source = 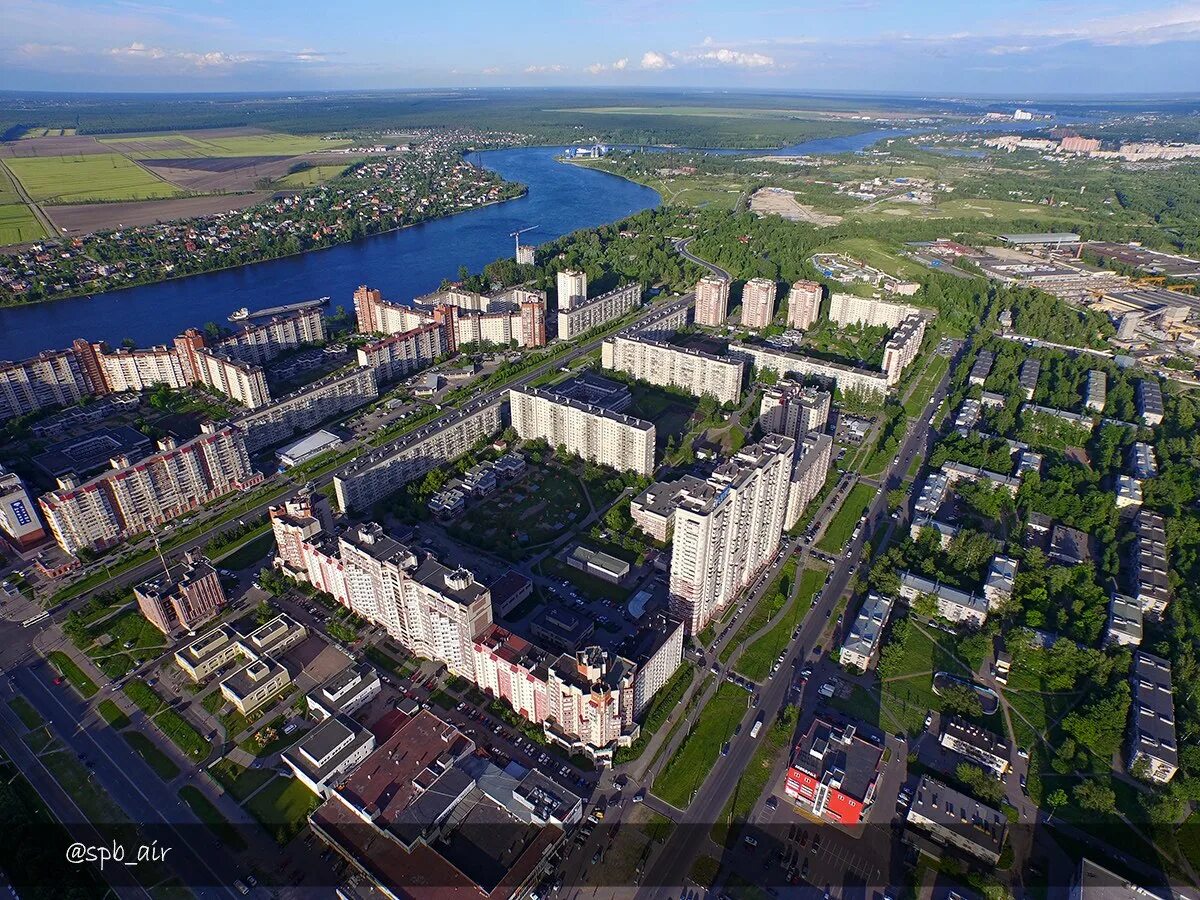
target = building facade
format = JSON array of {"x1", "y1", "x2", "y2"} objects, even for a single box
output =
[
  {"x1": 0, "y1": 466, "x2": 46, "y2": 550},
  {"x1": 740, "y1": 278, "x2": 777, "y2": 329},
  {"x1": 508, "y1": 386, "x2": 655, "y2": 476},
  {"x1": 759, "y1": 381, "x2": 831, "y2": 439},
  {"x1": 134, "y1": 552, "x2": 226, "y2": 636},
  {"x1": 694, "y1": 275, "x2": 730, "y2": 327},
  {"x1": 556, "y1": 269, "x2": 587, "y2": 310},
  {"x1": 236, "y1": 366, "x2": 378, "y2": 453},
  {"x1": 556, "y1": 283, "x2": 641, "y2": 341},
  {"x1": 601, "y1": 334, "x2": 744, "y2": 405},
  {"x1": 828, "y1": 294, "x2": 918, "y2": 329}
]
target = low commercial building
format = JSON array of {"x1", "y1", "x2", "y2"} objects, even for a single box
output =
[
  {"x1": 508, "y1": 386, "x2": 655, "y2": 476},
  {"x1": 174, "y1": 613, "x2": 307, "y2": 696},
  {"x1": 784, "y1": 718, "x2": 884, "y2": 825},
  {"x1": 905, "y1": 775, "x2": 1007, "y2": 864},
  {"x1": 134, "y1": 552, "x2": 226, "y2": 636},
  {"x1": 939, "y1": 717, "x2": 1010, "y2": 776},
  {"x1": 1137, "y1": 379, "x2": 1164, "y2": 426},
  {"x1": 32, "y1": 425, "x2": 153, "y2": 480},
  {"x1": 899, "y1": 572, "x2": 988, "y2": 627},
  {"x1": 531, "y1": 606, "x2": 596, "y2": 652},
  {"x1": 282, "y1": 714, "x2": 376, "y2": 799},
  {"x1": 601, "y1": 334, "x2": 744, "y2": 405},
  {"x1": 489, "y1": 570, "x2": 533, "y2": 617},
  {"x1": 334, "y1": 397, "x2": 504, "y2": 512},
  {"x1": 277, "y1": 429, "x2": 343, "y2": 468},
  {"x1": 840, "y1": 592, "x2": 893, "y2": 671},
  {"x1": 566, "y1": 545, "x2": 630, "y2": 584},
  {"x1": 557, "y1": 282, "x2": 641, "y2": 340},
  {"x1": 221, "y1": 656, "x2": 292, "y2": 716},
  {"x1": 307, "y1": 665, "x2": 382, "y2": 720},
  {"x1": 1128, "y1": 651, "x2": 1178, "y2": 784},
  {"x1": 0, "y1": 466, "x2": 47, "y2": 550}
]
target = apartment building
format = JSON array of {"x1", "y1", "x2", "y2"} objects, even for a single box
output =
[
  {"x1": 508, "y1": 386, "x2": 655, "y2": 476},
  {"x1": 740, "y1": 278, "x2": 777, "y2": 329},
  {"x1": 556, "y1": 269, "x2": 587, "y2": 310},
  {"x1": 0, "y1": 348, "x2": 94, "y2": 420},
  {"x1": 601, "y1": 334, "x2": 745, "y2": 405},
  {"x1": 1106, "y1": 594, "x2": 1144, "y2": 648},
  {"x1": 95, "y1": 344, "x2": 188, "y2": 392},
  {"x1": 193, "y1": 348, "x2": 271, "y2": 409},
  {"x1": 899, "y1": 571, "x2": 989, "y2": 627},
  {"x1": 1134, "y1": 508, "x2": 1171, "y2": 618},
  {"x1": 785, "y1": 432, "x2": 833, "y2": 530},
  {"x1": 1137, "y1": 378, "x2": 1164, "y2": 426},
  {"x1": 1128, "y1": 651, "x2": 1178, "y2": 784},
  {"x1": 356, "y1": 321, "x2": 448, "y2": 385},
  {"x1": 984, "y1": 555, "x2": 1018, "y2": 609},
  {"x1": 0, "y1": 466, "x2": 47, "y2": 550},
  {"x1": 134, "y1": 552, "x2": 226, "y2": 636},
  {"x1": 939, "y1": 717, "x2": 1010, "y2": 777},
  {"x1": 235, "y1": 366, "x2": 378, "y2": 453},
  {"x1": 1086, "y1": 370, "x2": 1107, "y2": 412},
  {"x1": 694, "y1": 275, "x2": 730, "y2": 327},
  {"x1": 220, "y1": 307, "x2": 325, "y2": 366},
  {"x1": 786, "y1": 280, "x2": 823, "y2": 330},
  {"x1": 840, "y1": 592, "x2": 893, "y2": 671},
  {"x1": 759, "y1": 381, "x2": 831, "y2": 439},
  {"x1": 1019, "y1": 358, "x2": 1040, "y2": 400},
  {"x1": 828, "y1": 294, "x2": 918, "y2": 329},
  {"x1": 39, "y1": 423, "x2": 261, "y2": 556},
  {"x1": 557, "y1": 283, "x2": 641, "y2": 341},
  {"x1": 632, "y1": 435, "x2": 794, "y2": 633},
  {"x1": 628, "y1": 612, "x2": 686, "y2": 718},
  {"x1": 334, "y1": 397, "x2": 503, "y2": 512},
  {"x1": 906, "y1": 775, "x2": 1008, "y2": 864},
  {"x1": 731, "y1": 342, "x2": 890, "y2": 398},
  {"x1": 969, "y1": 350, "x2": 995, "y2": 386},
  {"x1": 785, "y1": 717, "x2": 883, "y2": 825},
  {"x1": 882, "y1": 314, "x2": 926, "y2": 386}
]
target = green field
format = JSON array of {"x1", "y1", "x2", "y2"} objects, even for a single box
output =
[
  {"x1": 734, "y1": 567, "x2": 824, "y2": 682},
  {"x1": 816, "y1": 482, "x2": 876, "y2": 552},
  {"x1": 123, "y1": 731, "x2": 181, "y2": 780},
  {"x1": 0, "y1": 202, "x2": 44, "y2": 244},
  {"x1": 98, "y1": 699, "x2": 131, "y2": 729},
  {"x1": 277, "y1": 164, "x2": 351, "y2": 187},
  {"x1": 210, "y1": 758, "x2": 275, "y2": 802},
  {"x1": 8, "y1": 696, "x2": 42, "y2": 730},
  {"x1": 179, "y1": 785, "x2": 248, "y2": 852},
  {"x1": 720, "y1": 557, "x2": 799, "y2": 664},
  {"x1": 217, "y1": 529, "x2": 275, "y2": 570},
  {"x1": 652, "y1": 682, "x2": 747, "y2": 808},
  {"x1": 244, "y1": 776, "x2": 319, "y2": 845},
  {"x1": 6, "y1": 153, "x2": 183, "y2": 203},
  {"x1": 450, "y1": 460, "x2": 588, "y2": 556},
  {"x1": 100, "y1": 132, "x2": 350, "y2": 159},
  {"x1": 813, "y1": 237, "x2": 928, "y2": 281}
]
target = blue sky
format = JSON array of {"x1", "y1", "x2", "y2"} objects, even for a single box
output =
[{"x1": 3, "y1": 0, "x2": 1199, "y2": 95}]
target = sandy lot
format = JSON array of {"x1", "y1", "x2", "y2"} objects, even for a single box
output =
[
  {"x1": 45, "y1": 192, "x2": 273, "y2": 236},
  {"x1": 750, "y1": 187, "x2": 842, "y2": 226}
]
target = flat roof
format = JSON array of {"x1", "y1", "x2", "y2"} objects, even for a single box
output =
[{"x1": 278, "y1": 429, "x2": 342, "y2": 460}]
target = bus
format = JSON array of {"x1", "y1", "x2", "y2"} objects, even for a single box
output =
[{"x1": 750, "y1": 713, "x2": 765, "y2": 738}]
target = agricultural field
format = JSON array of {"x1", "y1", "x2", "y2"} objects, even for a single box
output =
[
  {"x1": 45, "y1": 192, "x2": 271, "y2": 237},
  {"x1": 0, "y1": 202, "x2": 44, "y2": 244},
  {"x1": 6, "y1": 152, "x2": 183, "y2": 203},
  {"x1": 277, "y1": 164, "x2": 352, "y2": 187},
  {"x1": 100, "y1": 130, "x2": 349, "y2": 159}
]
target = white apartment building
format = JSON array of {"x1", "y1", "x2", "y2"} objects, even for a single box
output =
[
  {"x1": 334, "y1": 397, "x2": 504, "y2": 512},
  {"x1": 556, "y1": 269, "x2": 587, "y2": 311},
  {"x1": 828, "y1": 294, "x2": 919, "y2": 329},
  {"x1": 740, "y1": 278, "x2": 777, "y2": 329},
  {"x1": 785, "y1": 432, "x2": 833, "y2": 530},
  {"x1": 221, "y1": 307, "x2": 326, "y2": 366},
  {"x1": 96, "y1": 345, "x2": 188, "y2": 393},
  {"x1": 508, "y1": 386, "x2": 655, "y2": 476},
  {"x1": 882, "y1": 314, "x2": 926, "y2": 386},
  {"x1": 730, "y1": 342, "x2": 891, "y2": 399},
  {"x1": 557, "y1": 283, "x2": 642, "y2": 340},
  {"x1": 235, "y1": 366, "x2": 378, "y2": 453},
  {"x1": 0, "y1": 348, "x2": 93, "y2": 420},
  {"x1": 601, "y1": 334, "x2": 745, "y2": 405},
  {"x1": 40, "y1": 423, "x2": 260, "y2": 556},
  {"x1": 786, "y1": 280, "x2": 823, "y2": 330},
  {"x1": 194, "y1": 349, "x2": 271, "y2": 409},
  {"x1": 356, "y1": 322, "x2": 448, "y2": 385},
  {"x1": 695, "y1": 275, "x2": 730, "y2": 327},
  {"x1": 632, "y1": 435, "x2": 794, "y2": 633},
  {"x1": 759, "y1": 381, "x2": 831, "y2": 439},
  {"x1": 840, "y1": 592, "x2": 893, "y2": 671}
]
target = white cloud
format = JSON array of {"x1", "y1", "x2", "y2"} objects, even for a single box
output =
[
  {"x1": 14, "y1": 42, "x2": 78, "y2": 58},
  {"x1": 586, "y1": 57, "x2": 628, "y2": 74},
  {"x1": 524, "y1": 64, "x2": 566, "y2": 73},
  {"x1": 695, "y1": 47, "x2": 775, "y2": 67},
  {"x1": 640, "y1": 50, "x2": 672, "y2": 70},
  {"x1": 108, "y1": 41, "x2": 166, "y2": 60},
  {"x1": 177, "y1": 50, "x2": 245, "y2": 68},
  {"x1": 481, "y1": 66, "x2": 502, "y2": 75}
]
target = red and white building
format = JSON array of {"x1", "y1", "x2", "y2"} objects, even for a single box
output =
[{"x1": 784, "y1": 717, "x2": 884, "y2": 825}]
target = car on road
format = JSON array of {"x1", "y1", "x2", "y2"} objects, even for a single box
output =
[
  {"x1": 811, "y1": 835, "x2": 821, "y2": 853},
  {"x1": 924, "y1": 712, "x2": 933, "y2": 729},
  {"x1": 765, "y1": 796, "x2": 778, "y2": 810},
  {"x1": 721, "y1": 742, "x2": 730, "y2": 756}
]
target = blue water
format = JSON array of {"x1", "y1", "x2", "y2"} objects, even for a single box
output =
[{"x1": 0, "y1": 119, "x2": 1079, "y2": 359}]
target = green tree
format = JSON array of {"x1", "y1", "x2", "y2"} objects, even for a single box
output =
[{"x1": 1073, "y1": 780, "x2": 1117, "y2": 815}]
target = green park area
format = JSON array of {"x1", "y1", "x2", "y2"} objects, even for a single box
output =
[
  {"x1": 734, "y1": 566, "x2": 825, "y2": 682},
  {"x1": 652, "y1": 682, "x2": 748, "y2": 809},
  {"x1": 712, "y1": 705, "x2": 798, "y2": 848},
  {"x1": 6, "y1": 153, "x2": 183, "y2": 203},
  {"x1": 816, "y1": 482, "x2": 876, "y2": 553},
  {"x1": 123, "y1": 679, "x2": 210, "y2": 761}
]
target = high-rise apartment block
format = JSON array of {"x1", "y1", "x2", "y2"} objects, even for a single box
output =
[
  {"x1": 0, "y1": 348, "x2": 94, "y2": 420},
  {"x1": 39, "y1": 423, "x2": 260, "y2": 556},
  {"x1": 95, "y1": 344, "x2": 188, "y2": 392},
  {"x1": 786, "y1": 280, "x2": 823, "y2": 330},
  {"x1": 556, "y1": 269, "x2": 587, "y2": 310},
  {"x1": 134, "y1": 551, "x2": 227, "y2": 636},
  {"x1": 759, "y1": 381, "x2": 831, "y2": 439},
  {"x1": 353, "y1": 283, "x2": 546, "y2": 350},
  {"x1": 601, "y1": 334, "x2": 745, "y2": 405},
  {"x1": 731, "y1": 343, "x2": 891, "y2": 399},
  {"x1": 334, "y1": 398, "x2": 504, "y2": 512},
  {"x1": 508, "y1": 386, "x2": 655, "y2": 476},
  {"x1": 882, "y1": 314, "x2": 926, "y2": 386},
  {"x1": 235, "y1": 366, "x2": 379, "y2": 453},
  {"x1": 694, "y1": 275, "x2": 730, "y2": 327},
  {"x1": 785, "y1": 432, "x2": 833, "y2": 530},
  {"x1": 556, "y1": 283, "x2": 641, "y2": 341},
  {"x1": 828, "y1": 294, "x2": 918, "y2": 329},
  {"x1": 355, "y1": 322, "x2": 448, "y2": 385},
  {"x1": 219, "y1": 308, "x2": 325, "y2": 366},
  {"x1": 740, "y1": 278, "x2": 777, "y2": 329},
  {"x1": 632, "y1": 435, "x2": 794, "y2": 633}
]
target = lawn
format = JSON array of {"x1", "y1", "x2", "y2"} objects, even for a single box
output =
[
  {"x1": 0, "y1": 202, "x2": 45, "y2": 244},
  {"x1": 1001, "y1": 667, "x2": 1087, "y2": 747},
  {"x1": 812, "y1": 236, "x2": 927, "y2": 281},
  {"x1": 123, "y1": 731, "x2": 181, "y2": 780},
  {"x1": 98, "y1": 699, "x2": 131, "y2": 729},
  {"x1": 652, "y1": 682, "x2": 747, "y2": 809},
  {"x1": 597, "y1": 805, "x2": 674, "y2": 884},
  {"x1": 209, "y1": 758, "x2": 275, "y2": 802},
  {"x1": 720, "y1": 556, "x2": 799, "y2": 664},
  {"x1": 877, "y1": 619, "x2": 983, "y2": 734},
  {"x1": 244, "y1": 776, "x2": 319, "y2": 845},
  {"x1": 7, "y1": 153, "x2": 183, "y2": 203},
  {"x1": 85, "y1": 609, "x2": 165, "y2": 679},
  {"x1": 179, "y1": 785, "x2": 248, "y2": 852},
  {"x1": 449, "y1": 461, "x2": 588, "y2": 556},
  {"x1": 40, "y1": 749, "x2": 127, "y2": 823},
  {"x1": 217, "y1": 529, "x2": 275, "y2": 571},
  {"x1": 123, "y1": 679, "x2": 210, "y2": 760},
  {"x1": 615, "y1": 663, "x2": 696, "y2": 764},
  {"x1": 277, "y1": 164, "x2": 351, "y2": 187},
  {"x1": 903, "y1": 356, "x2": 949, "y2": 419},
  {"x1": 7, "y1": 696, "x2": 42, "y2": 730},
  {"x1": 816, "y1": 482, "x2": 876, "y2": 553},
  {"x1": 46, "y1": 651, "x2": 98, "y2": 698},
  {"x1": 734, "y1": 567, "x2": 824, "y2": 682}
]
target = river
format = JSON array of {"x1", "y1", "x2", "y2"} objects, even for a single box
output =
[{"x1": 0, "y1": 121, "x2": 1067, "y2": 359}]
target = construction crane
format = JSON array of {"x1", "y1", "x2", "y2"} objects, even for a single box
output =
[{"x1": 510, "y1": 225, "x2": 538, "y2": 257}]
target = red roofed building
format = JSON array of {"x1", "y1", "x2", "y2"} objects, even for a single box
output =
[{"x1": 784, "y1": 717, "x2": 884, "y2": 825}]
